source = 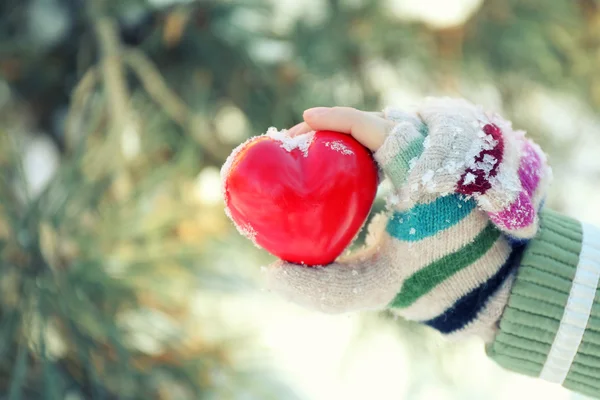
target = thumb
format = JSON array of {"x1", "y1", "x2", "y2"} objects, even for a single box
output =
[
  {"x1": 303, "y1": 107, "x2": 394, "y2": 152},
  {"x1": 263, "y1": 214, "x2": 400, "y2": 313}
]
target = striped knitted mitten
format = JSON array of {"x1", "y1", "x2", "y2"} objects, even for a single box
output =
[{"x1": 265, "y1": 98, "x2": 552, "y2": 342}]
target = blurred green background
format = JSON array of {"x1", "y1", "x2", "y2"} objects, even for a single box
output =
[{"x1": 0, "y1": 0, "x2": 599, "y2": 399}]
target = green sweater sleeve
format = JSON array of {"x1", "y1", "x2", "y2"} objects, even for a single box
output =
[{"x1": 487, "y1": 209, "x2": 600, "y2": 399}]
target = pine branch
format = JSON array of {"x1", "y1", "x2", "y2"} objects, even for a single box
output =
[
  {"x1": 123, "y1": 48, "x2": 231, "y2": 161},
  {"x1": 94, "y1": 17, "x2": 131, "y2": 147},
  {"x1": 64, "y1": 67, "x2": 99, "y2": 153}
]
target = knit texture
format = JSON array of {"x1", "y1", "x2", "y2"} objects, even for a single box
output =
[
  {"x1": 376, "y1": 98, "x2": 552, "y2": 240},
  {"x1": 487, "y1": 210, "x2": 600, "y2": 399},
  {"x1": 264, "y1": 98, "x2": 550, "y2": 342},
  {"x1": 267, "y1": 197, "x2": 522, "y2": 342}
]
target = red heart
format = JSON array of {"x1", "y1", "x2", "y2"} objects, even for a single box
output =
[{"x1": 222, "y1": 129, "x2": 379, "y2": 266}]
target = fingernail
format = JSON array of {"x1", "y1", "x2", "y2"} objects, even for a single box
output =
[{"x1": 304, "y1": 107, "x2": 330, "y2": 118}]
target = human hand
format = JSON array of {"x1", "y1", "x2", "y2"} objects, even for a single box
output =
[{"x1": 262, "y1": 98, "x2": 552, "y2": 343}]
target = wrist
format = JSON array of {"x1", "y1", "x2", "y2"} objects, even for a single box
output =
[{"x1": 487, "y1": 210, "x2": 600, "y2": 397}]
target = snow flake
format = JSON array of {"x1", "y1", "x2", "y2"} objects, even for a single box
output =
[
  {"x1": 237, "y1": 222, "x2": 258, "y2": 246},
  {"x1": 324, "y1": 140, "x2": 354, "y2": 155},
  {"x1": 409, "y1": 157, "x2": 419, "y2": 171},
  {"x1": 423, "y1": 136, "x2": 431, "y2": 149},
  {"x1": 463, "y1": 172, "x2": 477, "y2": 186},
  {"x1": 409, "y1": 228, "x2": 416, "y2": 235},
  {"x1": 483, "y1": 134, "x2": 498, "y2": 149},
  {"x1": 478, "y1": 195, "x2": 494, "y2": 210},
  {"x1": 221, "y1": 134, "x2": 258, "y2": 206},
  {"x1": 421, "y1": 170, "x2": 435, "y2": 184},
  {"x1": 443, "y1": 160, "x2": 463, "y2": 174},
  {"x1": 352, "y1": 270, "x2": 358, "y2": 276},
  {"x1": 266, "y1": 127, "x2": 315, "y2": 157},
  {"x1": 483, "y1": 154, "x2": 497, "y2": 166}
]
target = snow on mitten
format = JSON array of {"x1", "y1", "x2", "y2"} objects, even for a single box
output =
[
  {"x1": 393, "y1": 97, "x2": 553, "y2": 240},
  {"x1": 265, "y1": 98, "x2": 552, "y2": 343}
]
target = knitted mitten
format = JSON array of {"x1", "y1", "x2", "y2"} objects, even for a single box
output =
[{"x1": 265, "y1": 97, "x2": 552, "y2": 342}]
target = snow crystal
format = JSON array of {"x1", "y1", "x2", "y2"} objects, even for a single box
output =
[
  {"x1": 464, "y1": 132, "x2": 498, "y2": 173},
  {"x1": 409, "y1": 157, "x2": 419, "y2": 171},
  {"x1": 409, "y1": 228, "x2": 416, "y2": 235},
  {"x1": 387, "y1": 193, "x2": 401, "y2": 207},
  {"x1": 423, "y1": 136, "x2": 431, "y2": 149},
  {"x1": 463, "y1": 172, "x2": 477, "y2": 186},
  {"x1": 477, "y1": 195, "x2": 493, "y2": 210},
  {"x1": 352, "y1": 270, "x2": 358, "y2": 276},
  {"x1": 266, "y1": 127, "x2": 315, "y2": 157},
  {"x1": 475, "y1": 161, "x2": 494, "y2": 176},
  {"x1": 353, "y1": 288, "x2": 359, "y2": 294},
  {"x1": 420, "y1": 170, "x2": 437, "y2": 192},
  {"x1": 443, "y1": 160, "x2": 463, "y2": 174},
  {"x1": 421, "y1": 170, "x2": 435, "y2": 184},
  {"x1": 237, "y1": 223, "x2": 259, "y2": 246},
  {"x1": 483, "y1": 154, "x2": 497, "y2": 166},
  {"x1": 221, "y1": 133, "x2": 259, "y2": 207},
  {"x1": 324, "y1": 140, "x2": 354, "y2": 155},
  {"x1": 483, "y1": 134, "x2": 498, "y2": 149},
  {"x1": 220, "y1": 134, "x2": 264, "y2": 241}
]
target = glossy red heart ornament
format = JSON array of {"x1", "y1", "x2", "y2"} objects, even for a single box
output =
[{"x1": 221, "y1": 129, "x2": 379, "y2": 266}]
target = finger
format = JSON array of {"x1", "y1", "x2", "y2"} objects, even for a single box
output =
[
  {"x1": 303, "y1": 107, "x2": 394, "y2": 151},
  {"x1": 287, "y1": 122, "x2": 313, "y2": 137}
]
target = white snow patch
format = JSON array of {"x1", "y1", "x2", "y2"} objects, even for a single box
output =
[
  {"x1": 421, "y1": 170, "x2": 435, "y2": 184},
  {"x1": 220, "y1": 134, "x2": 259, "y2": 205},
  {"x1": 266, "y1": 127, "x2": 315, "y2": 157},
  {"x1": 408, "y1": 157, "x2": 419, "y2": 171},
  {"x1": 234, "y1": 222, "x2": 259, "y2": 248},
  {"x1": 463, "y1": 172, "x2": 477, "y2": 186},
  {"x1": 483, "y1": 154, "x2": 497, "y2": 166},
  {"x1": 422, "y1": 136, "x2": 431, "y2": 149},
  {"x1": 324, "y1": 140, "x2": 354, "y2": 155}
]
